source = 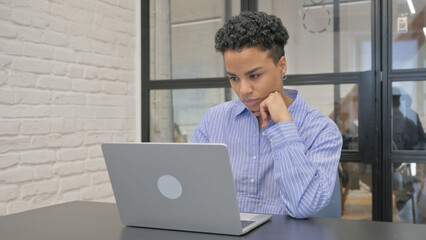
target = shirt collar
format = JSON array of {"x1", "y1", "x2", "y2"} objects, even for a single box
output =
[
  {"x1": 287, "y1": 89, "x2": 309, "y2": 129},
  {"x1": 233, "y1": 99, "x2": 248, "y2": 117}
]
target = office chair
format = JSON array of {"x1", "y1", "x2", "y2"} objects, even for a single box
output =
[{"x1": 313, "y1": 173, "x2": 341, "y2": 219}]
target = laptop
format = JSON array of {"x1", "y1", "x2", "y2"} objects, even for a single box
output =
[{"x1": 101, "y1": 142, "x2": 272, "y2": 236}]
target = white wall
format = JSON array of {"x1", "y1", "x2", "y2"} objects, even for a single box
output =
[{"x1": 0, "y1": 0, "x2": 139, "y2": 215}]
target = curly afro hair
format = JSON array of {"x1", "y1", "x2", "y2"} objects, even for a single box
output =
[{"x1": 215, "y1": 11, "x2": 289, "y2": 65}]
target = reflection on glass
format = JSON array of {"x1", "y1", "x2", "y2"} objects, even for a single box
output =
[
  {"x1": 393, "y1": 162, "x2": 426, "y2": 224},
  {"x1": 259, "y1": 0, "x2": 372, "y2": 74},
  {"x1": 340, "y1": 162, "x2": 373, "y2": 220},
  {"x1": 291, "y1": 84, "x2": 359, "y2": 150},
  {"x1": 392, "y1": 82, "x2": 426, "y2": 150},
  {"x1": 150, "y1": 0, "x2": 240, "y2": 80},
  {"x1": 392, "y1": 0, "x2": 426, "y2": 69},
  {"x1": 150, "y1": 88, "x2": 238, "y2": 142}
]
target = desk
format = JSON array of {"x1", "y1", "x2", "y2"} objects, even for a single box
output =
[{"x1": 1, "y1": 201, "x2": 425, "y2": 240}]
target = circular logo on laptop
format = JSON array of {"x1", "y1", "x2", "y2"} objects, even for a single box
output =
[{"x1": 157, "y1": 175, "x2": 182, "y2": 199}]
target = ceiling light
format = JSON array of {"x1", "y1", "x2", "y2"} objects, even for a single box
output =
[{"x1": 407, "y1": 0, "x2": 416, "y2": 14}]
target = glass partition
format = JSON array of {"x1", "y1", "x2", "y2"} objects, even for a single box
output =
[
  {"x1": 392, "y1": 0, "x2": 426, "y2": 70},
  {"x1": 150, "y1": 0, "x2": 240, "y2": 80},
  {"x1": 291, "y1": 84, "x2": 359, "y2": 150},
  {"x1": 341, "y1": 162, "x2": 373, "y2": 220},
  {"x1": 259, "y1": 0, "x2": 372, "y2": 74},
  {"x1": 392, "y1": 81, "x2": 426, "y2": 151},
  {"x1": 143, "y1": 0, "x2": 426, "y2": 224},
  {"x1": 150, "y1": 88, "x2": 238, "y2": 142},
  {"x1": 393, "y1": 162, "x2": 426, "y2": 224}
]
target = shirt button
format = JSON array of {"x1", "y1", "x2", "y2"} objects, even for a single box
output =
[
  {"x1": 250, "y1": 179, "x2": 255, "y2": 183},
  {"x1": 262, "y1": 132, "x2": 266, "y2": 136},
  {"x1": 253, "y1": 156, "x2": 257, "y2": 160},
  {"x1": 270, "y1": 139, "x2": 273, "y2": 143}
]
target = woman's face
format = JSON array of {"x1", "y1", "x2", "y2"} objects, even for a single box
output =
[{"x1": 224, "y1": 47, "x2": 287, "y2": 112}]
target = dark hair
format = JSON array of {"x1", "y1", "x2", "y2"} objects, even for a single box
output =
[{"x1": 215, "y1": 11, "x2": 289, "y2": 64}]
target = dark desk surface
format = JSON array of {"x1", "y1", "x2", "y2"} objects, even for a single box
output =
[{"x1": 1, "y1": 201, "x2": 426, "y2": 240}]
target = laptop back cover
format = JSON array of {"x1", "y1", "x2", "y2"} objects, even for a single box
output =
[{"x1": 102, "y1": 143, "x2": 244, "y2": 235}]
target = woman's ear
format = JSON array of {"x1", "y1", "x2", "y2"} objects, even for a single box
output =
[{"x1": 278, "y1": 56, "x2": 287, "y2": 75}]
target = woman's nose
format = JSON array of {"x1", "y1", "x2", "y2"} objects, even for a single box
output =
[{"x1": 239, "y1": 79, "x2": 253, "y2": 95}]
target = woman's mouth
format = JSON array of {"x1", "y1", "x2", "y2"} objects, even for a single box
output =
[{"x1": 243, "y1": 99, "x2": 259, "y2": 107}]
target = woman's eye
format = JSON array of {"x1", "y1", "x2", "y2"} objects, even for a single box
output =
[
  {"x1": 250, "y1": 74, "x2": 260, "y2": 79},
  {"x1": 228, "y1": 76, "x2": 238, "y2": 81}
]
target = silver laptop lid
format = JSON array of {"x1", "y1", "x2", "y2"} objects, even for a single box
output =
[{"x1": 102, "y1": 143, "x2": 246, "y2": 235}]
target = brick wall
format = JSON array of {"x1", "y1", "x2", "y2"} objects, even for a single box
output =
[{"x1": 0, "y1": 0, "x2": 138, "y2": 216}]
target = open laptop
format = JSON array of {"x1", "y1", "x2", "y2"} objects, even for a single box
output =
[{"x1": 101, "y1": 142, "x2": 272, "y2": 236}]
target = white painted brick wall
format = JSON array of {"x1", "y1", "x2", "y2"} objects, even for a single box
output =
[{"x1": 0, "y1": 0, "x2": 138, "y2": 216}]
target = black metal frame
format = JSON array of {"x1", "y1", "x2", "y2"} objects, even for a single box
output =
[
  {"x1": 372, "y1": 0, "x2": 383, "y2": 222},
  {"x1": 141, "y1": 0, "x2": 150, "y2": 142},
  {"x1": 141, "y1": 0, "x2": 426, "y2": 222}
]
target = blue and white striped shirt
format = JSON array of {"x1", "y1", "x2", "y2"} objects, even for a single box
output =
[{"x1": 192, "y1": 89, "x2": 342, "y2": 218}]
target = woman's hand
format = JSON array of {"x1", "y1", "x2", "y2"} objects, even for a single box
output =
[{"x1": 252, "y1": 91, "x2": 293, "y2": 129}]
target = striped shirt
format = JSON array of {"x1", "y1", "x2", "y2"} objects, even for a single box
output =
[{"x1": 191, "y1": 89, "x2": 342, "y2": 218}]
